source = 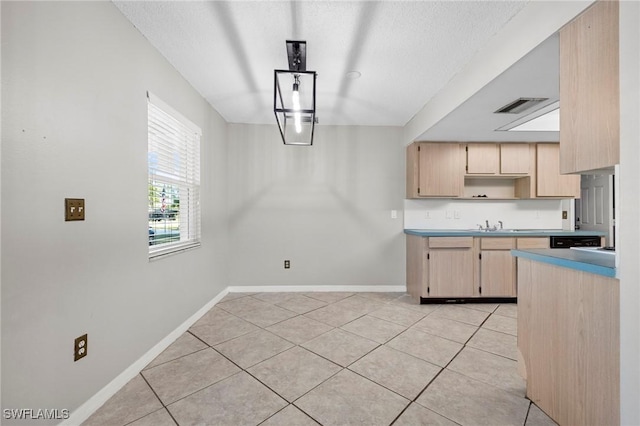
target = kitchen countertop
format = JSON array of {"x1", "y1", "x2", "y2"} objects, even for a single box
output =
[
  {"x1": 511, "y1": 248, "x2": 617, "y2": 278},
  {"x1": 404, "y1": 229, "x2": 607, "y2": 237}
]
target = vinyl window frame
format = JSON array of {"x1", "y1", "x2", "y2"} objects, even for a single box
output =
[{"x1": 147, "y1": 92, "x2": 201, "y2": 259}]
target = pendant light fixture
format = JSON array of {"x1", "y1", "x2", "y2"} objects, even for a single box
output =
[{"x1": 274, "y1": 40, "x2": 317, "y2": 146}]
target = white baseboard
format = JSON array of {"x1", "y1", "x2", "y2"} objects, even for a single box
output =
[
  {"x1": 62, "y1": 287, "x2": 229, "y2": 426},
  {"x1": 62, "y1": 284, "x2": 406, "y2": 425},
  {"x1": 227, "y1": 285, "x2": 407, "y2": 293}
]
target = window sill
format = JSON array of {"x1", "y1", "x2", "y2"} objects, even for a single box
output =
[{"x1": 149, "y1": 241, "x2": 201, "y2": 261}]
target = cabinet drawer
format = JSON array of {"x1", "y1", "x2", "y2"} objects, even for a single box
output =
[
  {"x1": 480, "y1": 238, "x2": 515, "y2": 250},
  {"x1": 516, "y1": 237, "x2": 549, "y2": 249},
  {"x1": 429, "y1": 237, "x2": 473, "y2": 248}
]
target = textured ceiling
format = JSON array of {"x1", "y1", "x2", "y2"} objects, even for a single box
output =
[
  {"x1": 417, "y1": 33, "x2": 560, "y2": 142},
  {"x1": 113, "y1": 1, "x2": 529, "y2": 127}
]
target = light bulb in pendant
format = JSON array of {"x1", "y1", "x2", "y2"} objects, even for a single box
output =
[{"x1": 292, "y1": 77, "x2": 302, "y2": 134}]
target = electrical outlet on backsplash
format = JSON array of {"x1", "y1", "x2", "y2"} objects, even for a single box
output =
[{"x1": 403, "y1": 198, "x2": 568, "y2": 230}]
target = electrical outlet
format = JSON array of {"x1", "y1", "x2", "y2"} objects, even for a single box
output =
[
  {"x1": 562, "y1": 210, "x2": 568, "y2": 219},
  {"x1": 284, "y1": 260, "x2": 290, "y2": 269},
  {"x1": 74, "y1": 334, "x2": 88, "y2": 361},
  {"x1": 65, "y1": 198, "x2": 85, "y2": 221}
]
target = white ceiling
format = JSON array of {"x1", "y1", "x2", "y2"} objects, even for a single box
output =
[
  {"x1": 113, "y1": 0, "x2": 535, "y2": 131},
  {"x1": 417, "y1": 33, "x2": 560, "y2": 142}
]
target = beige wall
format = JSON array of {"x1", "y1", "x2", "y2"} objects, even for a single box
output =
[
  {"x1": 227, "y1": 124, "x2": 406, "y2": 287},
  {"x1": 1, "y1": 2, "x2": 229, "y2": 421}
]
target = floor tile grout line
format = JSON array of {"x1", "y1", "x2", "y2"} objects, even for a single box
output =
[
  {"x1": 122, "y1": 295, "x2": 524, "y2": 426},
  {"x1": 142, "y1": 344, "x2": 210, "y2": 372},
  {"x1": 137, "y1": 374, "x2": 180, "y2": 426},
  {"x1": 405, "y1": 310, "x2": 499, "y2": 422},
  {"x1": 522, "y1": 400, "x2": 533, "y2": 426}
]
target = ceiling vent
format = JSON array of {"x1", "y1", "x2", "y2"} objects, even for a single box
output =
[{"x1": 494, "y1": 97, "x2": 549, "y2": 114}]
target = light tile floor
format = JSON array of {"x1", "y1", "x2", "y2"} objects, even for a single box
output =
[{"x1": 84, "y1": 292, "x2": 558, "y2": 426}]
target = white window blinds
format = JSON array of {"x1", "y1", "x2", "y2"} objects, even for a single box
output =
[{"x1": 147, "y1": 92, "x2": 201, "y2": 258}]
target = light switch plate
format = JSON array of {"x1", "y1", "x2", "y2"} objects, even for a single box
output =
[{"x1": 65, "y1": 198, "x2": 85, "y2": 221}]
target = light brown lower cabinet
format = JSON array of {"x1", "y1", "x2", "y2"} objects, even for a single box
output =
[
  {"x1": 477, "y1": 238, "x2": 516, "y2": 297},
  {"x1": 518, "y1": 258, "x2": 619, "y2": 425},
  {"x1": 427, "y1": 238, "x2": 474, "y2": 297},
  {"x1": 407, "y1": 235, "x2": 541, "y2": 300}
]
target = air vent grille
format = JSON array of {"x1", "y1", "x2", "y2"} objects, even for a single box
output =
[{"x1": 494, "y1": 97, "x2": 548, "y2": 114}]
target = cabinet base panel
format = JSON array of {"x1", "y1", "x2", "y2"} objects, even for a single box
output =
[{"x1": 420, "y1": 297, "x2": 517, "y2": 304}]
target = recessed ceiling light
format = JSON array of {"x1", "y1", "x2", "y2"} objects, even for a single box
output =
[
  {"x1": 509, "y1": 108, "x2": 559, "y2": 131},
  {"x1": 345, "y1": 71, "x2": 361, "y2": 80},
  {"x1": 496, "y1": 101, "x2": 560, "y2": 132}
]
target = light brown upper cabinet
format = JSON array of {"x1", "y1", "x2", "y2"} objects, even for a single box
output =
[
  {"x1": 500, "y1": 144, "x2": 530, "y2": 174},
  {"x1": 536, "y1": 144, "x2": 581, "y2": 197},
  {"x1": 514, "y1": 143, "x2": 580, "y2": 198},
  {"x1": 466, "y1": 143, "x2": 530, "y2": 176},
  {"x1": 466, "y1": 143, "x2": 499, "y2": 174},
  {"x1": 559, "y1": 0, "x2": 619, "y2": 173},
  {"x1": 406, "y1": 142, "x2": 463, "y2": 198}
]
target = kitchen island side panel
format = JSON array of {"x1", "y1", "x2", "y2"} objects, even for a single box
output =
[{"x1": 517, "y1": 258, "x2": 619, "y2": 426}]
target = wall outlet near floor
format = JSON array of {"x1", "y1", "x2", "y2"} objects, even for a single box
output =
[
  {"x1": 74, "y1": 334, "x2": 88, "y2": 361},
  {"x1": 284, "y1": 260, "x2": 290, "y2": 269}
]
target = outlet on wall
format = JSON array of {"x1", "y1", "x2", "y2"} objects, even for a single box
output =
[
  {"x1": 74, "y1": 334, "x2": 88, "y2": 361},
  {"x1": 284, "y1": 260, "x2": 290, "y2": 269}
]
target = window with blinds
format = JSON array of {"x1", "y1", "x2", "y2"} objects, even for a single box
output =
[{"x1": 147, "y1": 93, "x2": 201, "y2": 258}]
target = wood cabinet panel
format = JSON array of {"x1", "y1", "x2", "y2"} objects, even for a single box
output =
[
  {"x1": 428, "y1": 249, "x2": 474, "y2": 297},
  {"x1": 559, "y1": 0, "x2": 619, "y2": 173},
  {"x1": 429, "y1": 236, "x2": 473, "y2": 248},
  {"x1": 480, "y1": 250, "x2": 516, "y2": 297},
  {"x1": 407, "y1": 143, "x2": 463, "y2": 198},
  {"x1": 406, "y1": 235, "x2": 427, "y2": 299},
  {"x1": 516, "y1": 237, "x2": 549, "y2": 249},
  {"x1": 537, "y1": 144, "x2": 580, "y2": 197},
  {"x1": 480, "y1": 238, "x2": 515, "y2": 250},
  {"x1": 518, "y1": 258, "x2": 619, "y2": 425},
  {"x1": 500, "y1": 144, "x2": 530, "y2": 174},
  {"x1": 418, "y1": 143, "x2": 463, "y2": 196},
  {"x1": 466, "y1": 143, "x2": 499, "y2": 174}
]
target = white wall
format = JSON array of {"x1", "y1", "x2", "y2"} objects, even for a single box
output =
[
  {"x1": 1, "y1": 2, "x2": 228, "y2": 422},
  {"x1": 227, "y1": 124, "x2": 405, "y2": 287},
  {"x1": 404, "y1": 199, "x2": 563, "y2": 230},
  {"x1": 618, "y1": 1, "x2": 640, "y2": 423}
]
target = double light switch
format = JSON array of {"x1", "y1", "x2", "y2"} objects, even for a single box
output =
[{"x1": 65, "y1": 198, "x2": 85, "y2": 221}]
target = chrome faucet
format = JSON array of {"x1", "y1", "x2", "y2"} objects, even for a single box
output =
[{"x1": 477, "y1": 220, "x2": 502, "y2": 231}]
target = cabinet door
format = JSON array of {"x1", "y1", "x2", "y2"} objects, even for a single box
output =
[
  {"x1": 466, "y1": 143, "x2": 498, "y2": 174},
  {"x1": 428, "y1": 249, "x2": 474, "y2": 297},
  {"x1": 500, "y1": 144, "x2": 530, "y2": 174},
  {"x1": 418, "y1": 143, "x2": 463, "y2": 197},
  {"x1": 559, "y1": 0, "x2": 619, "y2": 173},
  {"x1": 480, "y1": 250, "x2": 516, "y2": 297},
  {"x1": 537, "y1": 144, "x2": 580, "y2": 197}
]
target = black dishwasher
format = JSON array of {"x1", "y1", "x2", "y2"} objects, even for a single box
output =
[{"x1": 549, "y1": 235, "x2": 602, "y2": 248}]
